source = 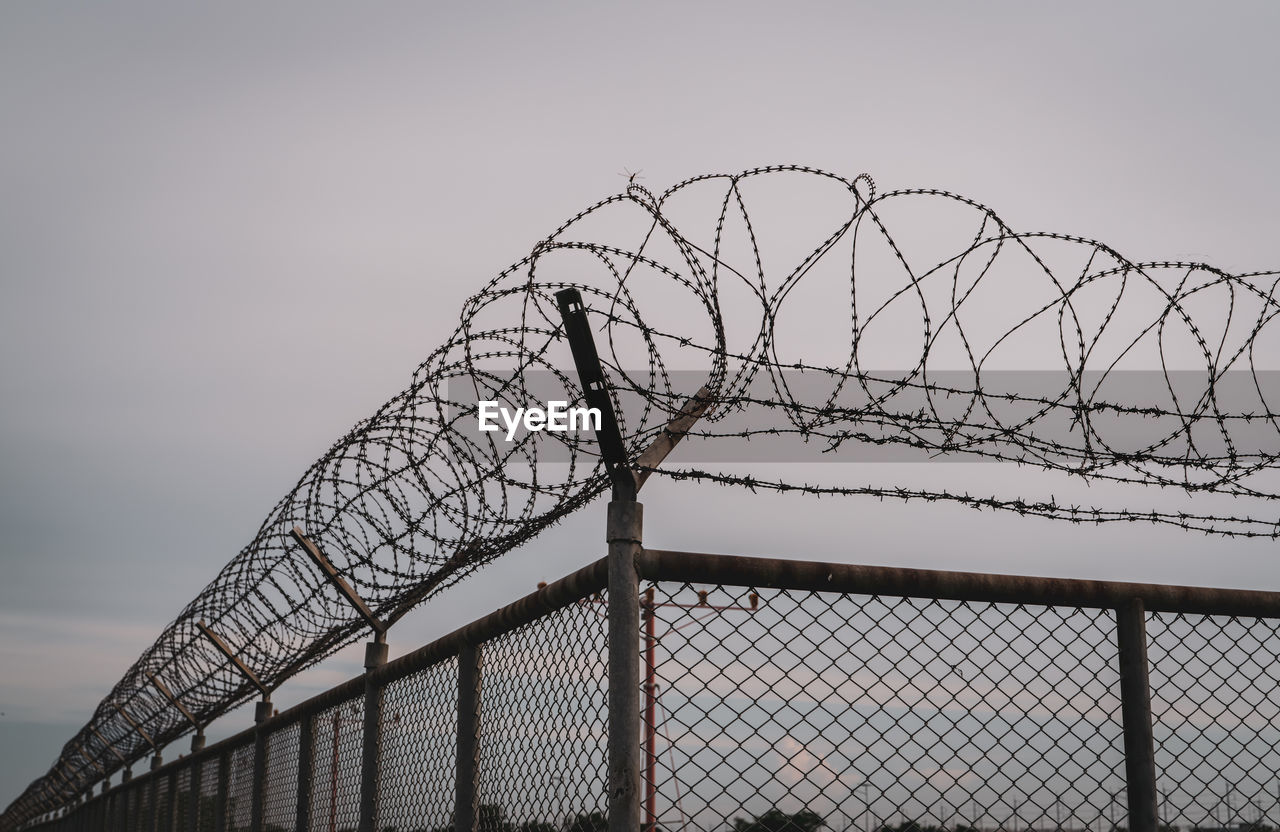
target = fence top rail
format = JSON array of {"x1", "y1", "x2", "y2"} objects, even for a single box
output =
[
  {"x1": 77, "y1": 554, "x2": 610, "y2": 800},
  {"x1": 638, "y1": 548, "x2": 1280, "y2": 618},
  {"x1": 23, "y1": 546, "x2": 1280, "y2": 825}
]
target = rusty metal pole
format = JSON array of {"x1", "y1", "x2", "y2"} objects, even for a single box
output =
[
  {"x1": 454, "y1": 643, "x2": 482, "y2": 832},
  {"x1": 643, "y1": 587, "x2": 657, "y2": 832},
  {"x1": 1117, "y1": 598, "x2": 1158, "y2": 832},
  {"x1": 329, "y1": 712, "x2": 339, "y2": 832},
  {"x1": 357, "y1": 636, "x2": 388, "y2": 832}
]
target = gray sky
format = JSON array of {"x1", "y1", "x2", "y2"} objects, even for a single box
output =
[{"x1": 2, "y1": 1, "x2": 1279, "y2": 810}]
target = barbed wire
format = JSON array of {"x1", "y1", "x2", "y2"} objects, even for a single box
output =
[{"x1": 5, "y1": 165, "x2": 1279, "y2": 828}]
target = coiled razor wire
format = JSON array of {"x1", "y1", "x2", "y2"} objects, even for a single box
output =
[{"x1": 5, "y1": 165, "x2": 1280, "y2": 828}]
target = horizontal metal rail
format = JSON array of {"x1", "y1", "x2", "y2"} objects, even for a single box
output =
[
  {"x1": 20, "y1": 547, "x2": 1280, "y2": 832},
  {"x1": 637, "y1": 548, "x2": 1280, "y2": 617},
  {"x1": 65, "y1": 555, "x2": 609, "y2": 806}
]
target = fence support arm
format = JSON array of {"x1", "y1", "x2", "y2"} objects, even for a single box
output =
[
  {"x1": 291, "y1": 527, "x2": 387, "y2": 637},
  {"x1": 147, "y1": 674, "x2": 204, "y2": 751}
]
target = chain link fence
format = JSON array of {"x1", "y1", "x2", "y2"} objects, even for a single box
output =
[{"x1": 15, "y1": 549, "x2": 1280, "y2": 832}]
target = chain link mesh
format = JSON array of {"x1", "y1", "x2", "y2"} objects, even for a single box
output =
[
  {"x1": 14, "y1": 167, "x2": 1280, "y2": 832},
  {"x1": 375, "y1": 656, "x2": 458, "y2": 832},
  {"x1": 644, "y1": 583, "x2": 1126, "y2": 832},
  {"x1": 19, "y1": 562, "x2": 1280, "y2": 832},
  {"x1": 474, "y1": 590, "x2": 610, "y2": 831},
  {"x1": 129, "y1": 778, "x2": 150, "y2": 832},
  {"x1": 261, "y1": 722, "x2": 299, "y2": 832},
  {"x1": 1147, "y1": 612, "x2": 1280, "y2": 832},
  {"x1": 225, "y1": 744, "x2": 254, "y2": 832},
  {"x1": 310, "y1": 697, "x2": 366, "y2": 832},
  {"x1": 195, "y1": 758, "x2": 218, "y2": 832},
  {"x1": 173, "y1": 767, "x2": 192, "y2": 832},
  {"x1": 156, "y1": 773, "x2": 172, "y2": 832}
]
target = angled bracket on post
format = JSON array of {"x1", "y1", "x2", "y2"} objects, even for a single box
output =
[
  {"x1": 291, "y1": 526, "x2": 387, "y2": 641},
  {"x1": 555, "y1": 288, "x2": 637, "y2": 500},
  {"x1": 556, "y1": 288, "x2": 714, "y2": 498},
  {"x1": 148, "y1": 672, "x2": 208, "y2": 749},
  {"x1": 90, "y1": 728, "x2": 127, "y2": 765},
  {"x1": 197, "y1": 620, "x2": 268, "y2": 696},
  {"x1": 73, "y1": 744, "x2": 104, "y2": 775},
  {"x1": 633, "y1": 384, "x2": 714, "y2": 491},
  {"x1": 197, "y1": 618, "x2": 270, "y2": 729},
  {"x1": 51, "y1": 769, "x2": 77, "y2": 799},
  {"x1": 112, "y1": 704, "x2": 156, "y2": 752},
  {"x1": 147, "y1": 674, "x2": 201, "y2": 733}
]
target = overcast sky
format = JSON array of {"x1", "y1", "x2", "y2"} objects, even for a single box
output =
[{"x1": 3, "y1": 1, "x2": 1279, "y2": 809}]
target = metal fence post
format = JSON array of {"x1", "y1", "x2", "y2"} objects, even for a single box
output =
[
  {"x1": 455, "y1": 643, "x2": 482, "y2": 832},
  {"x1": 250, "y1": 709, "x2": 270, "y2": 832},
  {"x1": 295, "y1": 715, "x2": 313, "y2": 832},
  {"x1": 1117, "y1": 598, "x2": 1158, "y2": 832},
  {"x1": 148, "y1": 756, "x2": 162, "y2": 832},
  {"x1": 358, "y1": 639, "x2": 388, "y2": 832},
  {"x1": 607, "y1": 500, "x2": 643, "y2": 832},
  {"x1": 556, "y1": 285, "x2": 646, "y2": 832}
]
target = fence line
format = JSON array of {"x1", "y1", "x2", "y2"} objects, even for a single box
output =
[{"x1": 19, "y1": 532, "x2": 1280, "y2": 832}]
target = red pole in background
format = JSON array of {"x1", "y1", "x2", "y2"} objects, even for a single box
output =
[
  {"x1": 585, "y1": 582, "x2": 756, "y2": 832},
  {"x1": 330, "y1": 712, "x2": 339, "y2": 832},
  {"x1": 644, "y1": 587, "x2": 657, "y2": 832}
]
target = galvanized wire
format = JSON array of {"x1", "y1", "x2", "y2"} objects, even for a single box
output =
[
  {"x1": 644, "y1": 582, "x2": 1127, "y2": 832},
  {"x1": 5, "y1": 166, "x2": 1279, "y2": 828},
  {"x1": 375, "y1": 657, "x2": 458, "y2": 832},
  {"x1": 1147, "y1": 611, "x2": 1280, "y2": 831},
  {"x1": 309, "y1": 698, "x2": 364, "y2": 832},
  {"x1": 473, "y1": 590, "x2": 609, "y2": 829},
  {"x1": 16, "y1": 556, "x2": 1280, "y2": 832}
]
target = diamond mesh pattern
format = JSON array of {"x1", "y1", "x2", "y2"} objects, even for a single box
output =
[
  {"x1": 1147, "y1": 611, "x2": 1280, "y2": 831},
  {"x1": 645, "y1": 583, "x2": 1126, "y2": 832},
  {"x1": 156, "y1": 775, "x2": 172, "y2": 832},
  {"x1": 129, "y1": 778, "x2": 150, "y2": 832},
  {"x1": 261, "y1": 722, "x2": 299, "y2": 832},
  {"x1": 375, "y1": 656, "x2": 458, "y2": 832},
  {"x1": 172, "y1": 768, "x2": 191, "y2": 832},
  {"x1": 107, "y1": 791, "x2": 122, "y2": 832},
  {"x1": 474, "y1": 590, "x2": 609, "y2": 830},
  {"x1": 195, "y1": 758, "x2": 219, "y2": 832},
  {"x1": 225, "y1": 743, "x2": 255, "y2": 832},
  {"x1": 30, "y1": 566, "x2": 1280, "y2": 832},
  {"x1": 310, "y1": 696, "x2": 365, "y2": 832}
]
